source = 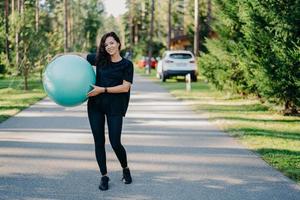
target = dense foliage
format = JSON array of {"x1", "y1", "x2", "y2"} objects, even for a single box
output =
[{"x1": 200, "y1": 0, "x2": 300, "y2": 113}]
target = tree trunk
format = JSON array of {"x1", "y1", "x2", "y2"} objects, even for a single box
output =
[
  {"x1": 35, "y1": 0, "x2": 39, "y2": 32},
  {"x1": 128, "y1": 0, "x2": 134, "y2": 55},
  {"x1": 11, "y1": 0, "x2": 14, "y2": 15},
  {"x1": 134, "y1": 23, "x2": 138, "y2": 44},
  {"x1": 11, "y1": 0, "x2": 14, "y2": 64},
  {"x1": 20, "y1": 0, "x2": 23, "y2": 17},
  {"x1": 68, "y1": 1, "x2": 73, "y2": 50},
  {"x1": 167, "y1": 0, "x2": 171, "y2": 50},
  {"x1": 69, "y1": 2, "x2": 73, "y2": 49},
  {"x1": 194, "y1": 0, "x2": 200, "y2": 56},
  {"x1": 131, "y1": 21, "x2": 135, "y2": 46},
  {"x1": 64, "y1": 0, "x2": 69, "y2": 52},
  {"x1": 24, "y1": 66, "x2": 28, "y2": 90},
  {"x1": 207, "y1": 0, "x2": 212, "y2": 36},
  {"x1": 129, "y1": 0, "x2": 135, "y2": 49},
  {"x1": 16, "y1": 0, "x2": 21, "y2": 68},
  {"x1": 5, "y1": 0, "x2": 10, "y2": 61},
  {"x1": 146, "y1": 0, "x2": 155, "y2": 75},
  {"x1": 20, "y1": 0, "x2": 28, "y2": 90}
]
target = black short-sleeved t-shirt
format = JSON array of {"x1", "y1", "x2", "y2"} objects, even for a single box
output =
[{"x1": 86, "y1": 53, "x2": 134, "y2": 116}]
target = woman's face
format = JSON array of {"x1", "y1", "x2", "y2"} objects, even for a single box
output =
[{"x1": 104, "y1": 36, "x2": 120, "y2": 56}]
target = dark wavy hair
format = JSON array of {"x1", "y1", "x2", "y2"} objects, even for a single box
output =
[{"x1": 95, "y1": 32, "x2": 121, "y2": 67}]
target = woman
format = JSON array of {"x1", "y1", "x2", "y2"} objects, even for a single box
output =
[{"x1": 86, "y1": 32, "x2": 133, "y2": 191}]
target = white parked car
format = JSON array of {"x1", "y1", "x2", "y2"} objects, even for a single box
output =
[{"x1": 156, "y1": 50, "x2": 198, "y2": 82}]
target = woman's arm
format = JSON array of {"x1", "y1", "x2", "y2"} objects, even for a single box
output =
[{"x1": 87, "y1": 80, "x2": 131, "y2": 97}]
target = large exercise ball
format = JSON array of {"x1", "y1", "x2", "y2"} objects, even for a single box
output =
[{"x1": 43, "y1": 55, "x2": 96, "y2": 107}]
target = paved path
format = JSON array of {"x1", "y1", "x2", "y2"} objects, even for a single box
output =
[{"x1": 0, "y1": 75, "x2": 299, "y2": 200}]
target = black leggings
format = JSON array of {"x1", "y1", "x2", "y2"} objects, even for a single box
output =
[{"x1": 87, "y1": 100, "x2": 128, "y2": 175}]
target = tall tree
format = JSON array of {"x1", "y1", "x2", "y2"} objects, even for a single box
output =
[
  {"x1": 194, "y1": 0, "x2": 199, "y2": 56},
  {"x1": 167, "y1": 0, "x2": 171, "y2": 49},
  {"x1": 0, "y1": 0, "x2": 105, "y2": 80},
  {"x1": 84, "y1": 0, "x2": 104, "y2": 52},
  {"x1": 15, "y1": 0, "x2": 21, "y2": 67},
  {"x1": 200, "y1": 0, "x2": 300, "y2": 114},
  {"x1": 11, "y1": 0, "x2": 14, "y2": 15},
  {"x1": 241, "y1": 0, "x2": 300, "y2": 114},
  {"x1": 64, "y1": 0, "x2": 68, "y2": 52},
  {"x1": 129, "y1": 0, "x2": 134, "y2": 51},
  {"x1": 206, "y1": 0, "x2": 212, "y2": 35},
  {"x1": 146, "y1": 0, "x2": 155, "y2": 74},
  {"x1": 35, "y1": 0, "x2": 39, "y2": 32},
  {"x1": 5, "y1": 0, "x2": 10, "y2": 61},
  {"x1": 123, "y1": 1, "x2": 151, "y2": 53}
]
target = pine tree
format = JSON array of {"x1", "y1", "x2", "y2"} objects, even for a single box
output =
[
  {"x1": 200, "y1": 0, "x2": 251, "y2": 93},
  {"x1": 200, "y1": 0, "x2": 300, "y2": 113},
  {"x1": 240, "y1": 0, "x2": 300, "y2": 114}
]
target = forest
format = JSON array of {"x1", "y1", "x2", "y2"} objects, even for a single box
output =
[{"x1": 0, "y1": 0, "x2": 299, "y2": 114}]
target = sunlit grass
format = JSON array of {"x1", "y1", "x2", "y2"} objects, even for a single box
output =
[
  {"x1": 0, "y1": 75, "x2": 46, "y2": 123},
  {"x1": 134, "y1": 67, "x2": 300, "y2": 183}
]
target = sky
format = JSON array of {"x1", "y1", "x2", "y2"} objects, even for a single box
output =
[{"x1": 103, "y1": 0, "x2": 127, "y2": 17}]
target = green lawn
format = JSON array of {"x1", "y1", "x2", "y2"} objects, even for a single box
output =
[
  {"x1": 136, "y1": 67, "x2": 300, "y2": 184},
  {"x1": 0, "y1": 75, "x2": 46, "y2": 123}
]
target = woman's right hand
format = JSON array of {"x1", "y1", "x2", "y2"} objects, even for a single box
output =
[{"x1": 87, "y1": 85, "x2": 105, "y2": 97}]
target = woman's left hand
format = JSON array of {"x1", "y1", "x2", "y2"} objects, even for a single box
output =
[{"x1": 87, "y1": 84, "x2": 103, "y2": 97}]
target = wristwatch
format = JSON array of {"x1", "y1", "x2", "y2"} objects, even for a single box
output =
[{"x1": 104, "y1": 87, "x2": 108, "y2": 93}]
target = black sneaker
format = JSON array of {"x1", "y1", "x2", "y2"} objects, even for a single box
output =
[
  {"x1": 99, "y1": 176, "x2": 109, "y2": 191},
  {"x1": 122, "y1": 168, "x2": 132, "y2": 184}
]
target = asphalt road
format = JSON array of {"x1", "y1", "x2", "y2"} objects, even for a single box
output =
[{"x1": 0, "y1": 74, "x2": 299, "y2": 200}]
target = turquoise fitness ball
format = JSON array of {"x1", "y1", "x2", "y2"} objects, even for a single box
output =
[{"x1": 43, "y1": 55, "x2": 96, "y2": 107}]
